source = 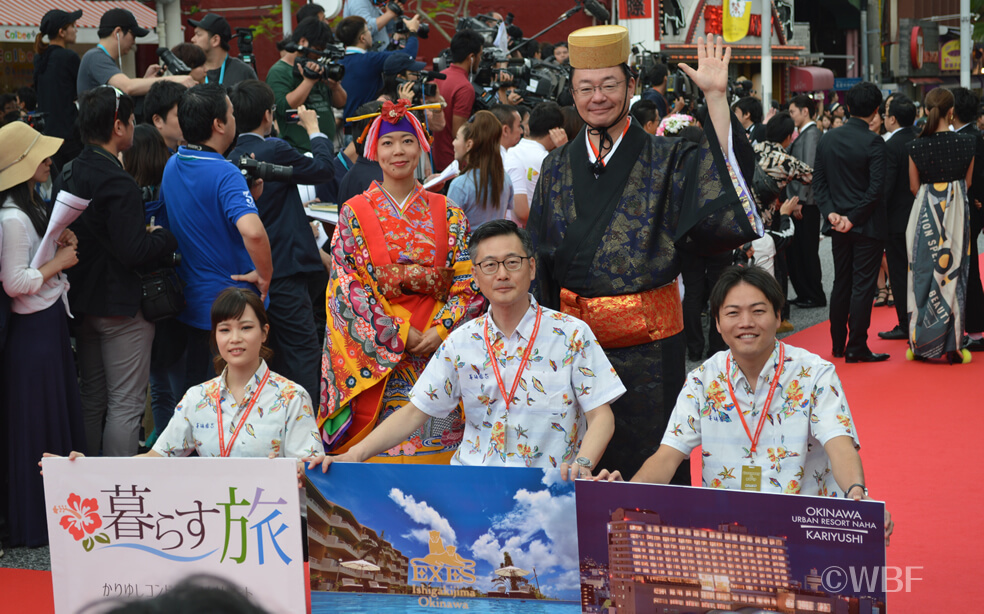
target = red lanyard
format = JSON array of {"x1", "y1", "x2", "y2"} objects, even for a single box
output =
[
  {"x1": 214, "y1": 368, "x2": 270, "y2": 457},
  {"x1": 484, "y1": 305, "x2": 542, "y2": 412},
  {"x1": 588, "y1": 119, "x2": 632, "y2": 167},
  {"x1": 725, "y1": 343, "x2": 785, "y2": 454}
]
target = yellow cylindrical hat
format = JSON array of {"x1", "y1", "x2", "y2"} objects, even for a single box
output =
[{"x1": 568, "y1": 25, "x2": 630, "y2": 69}]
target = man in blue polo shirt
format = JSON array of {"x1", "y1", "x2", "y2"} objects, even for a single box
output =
[
  {"x1": 336, "y1": 14, "x2": 420, "y2": 120},
  {"x1": 161, "y1": 83, "x2": 273, "y2": 390}
]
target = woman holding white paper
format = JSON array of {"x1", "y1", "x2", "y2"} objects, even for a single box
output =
[{"x1": 0, "y1": 121, "x2": 85, "y2": 547}]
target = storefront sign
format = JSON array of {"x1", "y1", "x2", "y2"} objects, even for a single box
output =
[
  {"x1": 43, "y1": 457, "x2": 306, "y2": 614},
  {"x1": 911, "y1": 26, "x2": 924, "y2": 69},
  {"x1": 941, "y1": 39, "x2": 961, "y2": 71},
  {"x1": 3, "y1": 27, "x2": 38, "y2": 42}
]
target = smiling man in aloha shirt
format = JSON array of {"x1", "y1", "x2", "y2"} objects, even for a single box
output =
[
  {"x1": 595, "y1": 266, "x2": 894, "y2": 542},
  {"x1": 320, "y1": 220, "x2": 624, "y2": 479}
]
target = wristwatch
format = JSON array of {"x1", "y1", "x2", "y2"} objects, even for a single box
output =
[
  {"x1": 575, "y1": 457, "x2": 593, "y2": 470},
  {"x1": 845, "y1": 483, "x2": 867, "y2": 497}
]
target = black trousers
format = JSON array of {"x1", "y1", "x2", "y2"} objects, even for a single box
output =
[
  {"x1": 680, "y1": 251, "x2": 730, "y2": 359},
  {"x1": 787, "y1": 205, "x2": 826, "y2": 304},
  {"x1": 885, "y1": 232, "x2": 909, "y2": 331},
  {"x1": 829, "y1": 232, "x2": 884, "y2": 354},
  {"x1": 267, "y1": 274, "x2": 323, "y2": 404}
]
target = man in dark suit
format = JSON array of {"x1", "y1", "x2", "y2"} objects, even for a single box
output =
[
  {"x1": 877, "y1": 95, "x2": 918, "y2": 340},
  {"x1": 786, "y1": 94, "x2": 826, "y2": 308},
  {"x1": 950, "y1": 88, "x2": 984, "y2": 351},
  {"x1": 228, "y1": 79, "x2": 335, "y2": 402},
  {"x1": 813, "y1": 82, "x2": 888, "y2": 362}
]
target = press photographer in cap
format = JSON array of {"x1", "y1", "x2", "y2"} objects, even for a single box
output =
[
  {"x1": 189, "y1": 13, "x2": 258, "y2": 88},
  {"x1": 77, "y1": 8, "x2": 196, "y2": 96},
  {"x1": 34, "y1": 9, "x2": 84, "y2": 168}
]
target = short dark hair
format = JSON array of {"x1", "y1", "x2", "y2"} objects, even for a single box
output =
[
  {"x1": 296, "y1": 3, "x2": 325, "y2": 24},
  {"x1": 210, "y1": 287, "x2": 273, "y2": 375},
  {"x1": 143, "y1": 80, "x2": 186, "y2": 125},
  {"x1": 78, "y1": 86, "x2": 135, "y2": 145},
  {"x1": 229, "y1": 79, "x2": 274, "y2": 134},
  {"x1": 788, "y1": 94, "x2": 816, "y2": 119},
  {"x1": 710, "y1": 265, "x2": 785, "y2": 321},
  {"x1": 765, "y1": 111, "x2": 795, "y2": 144},
  {"x1": 291, "y1": 16, "x2": 334, "y2": 48},
  {"x1": 122, "y1": 124, "x2": 170, "y2": 188},
  {"x1": 178, "y1": 83, "x2": 230, "y2": 145},
  {"x1": 16, "y1": 86, "x2": 37, "y2": 112},
  {"x1": 732, "y1": 96, "x2": 763, "y2": 124},
  {"x1": 642, "y1": 62, "x2": 668, "y2": 88},
  {"x1": 529, "y1": 101, "x2": 565, "y2": 137},
  {"x1": 352, "y1": 101, "x2": 383, "y2": 155},
  {"x1": 952, "y1": 87, "x2": 980, "y2": 124},
  {"x1": 467, "y1": 219, "x2": 534, "y2": 260},
  {"x1": 335, "y1": 16, "x2": 365, "y2": 47},
  {"x1": 845, "y1": 82, "x2": 882, "y2": 118},
  {"x1": 630, "y1": 99, "x2": 658, "y2": 128},
  {"x1": 888, "y1": 94, "x2": 916, "y2": 128},
  {"x1": 171, "y1": 42, "x2": 207, "y2": 70},
  {"x1": 488, "y1": 103, "x2": 519, "y2": 129},
  {"x1": 449, "y1": 30, "x2": 485, "y2": 64}
]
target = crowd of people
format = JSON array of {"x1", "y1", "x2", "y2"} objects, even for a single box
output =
[{"x1": 11, "y1": 1, "x2": 983, "y2": 558}]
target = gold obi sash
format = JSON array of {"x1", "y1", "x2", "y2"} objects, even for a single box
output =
[
  {"x1": 376, "y1": 263, "x2": 454, "y2": 302},
  {"x1": 559, "y1": 283, "x2": 684, "y2": 349}
]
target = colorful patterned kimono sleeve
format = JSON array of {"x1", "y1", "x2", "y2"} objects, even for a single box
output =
[
  {"x1": 723, "y1": 125, "x2": 765, "y2": 237},
  {"x1": 808, "y1": 363, "x2": 860, "y2": 448},
  {"x1": 318, "y1": 205, "x2": 408, "y2": 431},
  {"x1": 430, "y1": 204, "x2": 480, "y2": 339}
]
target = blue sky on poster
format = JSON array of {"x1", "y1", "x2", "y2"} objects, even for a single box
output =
[{"x1": 306, "y1": 464, "x2": 580, "y2": 600}]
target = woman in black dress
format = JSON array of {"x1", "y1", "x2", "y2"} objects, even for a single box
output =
[{"x1": 906, "y1": 87, "x2": 975, "y2": 363}]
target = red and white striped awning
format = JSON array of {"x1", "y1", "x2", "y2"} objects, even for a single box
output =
[{"x1": 0, "y1": 0, "x2": 157, "y2": 31}]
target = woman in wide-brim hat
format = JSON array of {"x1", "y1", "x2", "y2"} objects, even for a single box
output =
[{"x1": 0, "y1": 121, "x2": 86, "y2": 547}]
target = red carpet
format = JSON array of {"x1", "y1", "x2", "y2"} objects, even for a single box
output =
[{"x1": 0, "y1": 568, "x2": 53, "y2": 612}]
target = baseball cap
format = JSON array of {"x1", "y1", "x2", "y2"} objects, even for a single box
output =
[
  {"x1": 40, "y1": 9, "x2": 82, "y2": 38},
  {"x1": 100, "y1": 8, "x2": 151, "y2": 38},
  {"x1": 384, "y1": 53, "x2": 427, "y2": 75},
  {"x1": 188, "y1": 13, "x2": 232, "y2": 41}
]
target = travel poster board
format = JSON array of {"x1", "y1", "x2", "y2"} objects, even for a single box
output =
[
  {"x1": 43, "y1": 457, "x2": 306, "y2": 613},
  {"x1": 305, "y1": 463, "x2": 581, "y2": 613},
  {"x1": 575, "y1": 481, "x2": 887, "y2": 613}
]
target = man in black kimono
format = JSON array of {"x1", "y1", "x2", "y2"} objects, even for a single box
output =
[{"x1": 528, "y1": 27, "x2": 762, "y2": 480}]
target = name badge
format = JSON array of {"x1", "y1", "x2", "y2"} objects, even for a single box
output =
[{"x1": 741, "y1": 465, "x2": 762, "y2": 491}]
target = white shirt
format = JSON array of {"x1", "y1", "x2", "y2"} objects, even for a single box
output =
[
  {"x1": 410, "y1": 295, "x2": 626, "y2": 468},
  {"x1": 661, "y1": 342, "x2": 860, "y2": 497},
  {"x1": 0, "y1": 198, "x2": 70, "y2": 315},
  {"x1": 883, "y1": 127, "x2": 901, "y2": 141},
  {"x1": 503, "y1": 138, "x2": 550, "y2": 202},
  {"x1": 153, "y1": 360, "x2": 323, "y2": 459}
]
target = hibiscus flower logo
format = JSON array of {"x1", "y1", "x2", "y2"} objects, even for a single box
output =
[{"x1": 53, "y1": 493, "x2": 110, "y2": 552}]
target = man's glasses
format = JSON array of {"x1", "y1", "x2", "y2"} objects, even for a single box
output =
[
  {"x1": 476, "y1": 256, "x2": 531, "y2": 276},
  {"x1": 573, "y1": 80, "x2": 625, "y2": 99}
]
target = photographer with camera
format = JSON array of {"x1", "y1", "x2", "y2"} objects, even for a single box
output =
[
  {"x1": 160, "y1": 84, "x2": 272, "y2": 391},
  {"x1": 188, "y1": 14, "x2": 257, "y2": 87},
  {"x1": 53, "y1": 86, "x2": 179, "y2": 458},
  {"x1": 337, "y1": 15, "x2": 421, "y2": 120},
  {"x1": 77, "y1": 9, "x2": 196, "y2": 97},
  {"x1": 227, "y1": 81, "x2": 334, "y2": 403},
  {"x1": 343, "y1": 0, "x2": 413, "y2": 49},
  {"x1": 432, "y1": 30, "x2": 486, "y2": 171},
  {"x1": 267, "y1": 17, "x2": 347, "y2": 153}
]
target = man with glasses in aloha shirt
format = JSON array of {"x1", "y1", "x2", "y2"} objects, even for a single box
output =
[{"x1": 318, "y1": 220, "x2": 623, "y2": 480}]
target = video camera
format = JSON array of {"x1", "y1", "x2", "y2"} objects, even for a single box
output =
[
  {"x1": 396, "y1": 70, "x2": 446, "y2": 104},
  {"x1": 236, "y1": 27, "x2": 256, "y2": 70},
  {"x1": 21, "y1": 111, "x2": 46, "y2": 133},
  {"x1": 156, "y1": 48, "x2": 191, "y2": 76},
  {"x1": 235, "y1": 156, "x2": 293, "y2": 187},
  {"x1": 283, "y1": 41, "x2": 346, "y2": 82},
  {"x1": 666, "y1": 69, "x2": 695, "y2": 106}
]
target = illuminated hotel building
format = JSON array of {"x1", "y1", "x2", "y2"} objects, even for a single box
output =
[{"x1": 606, "y1": 508, "x2": 849, "y2": 614}]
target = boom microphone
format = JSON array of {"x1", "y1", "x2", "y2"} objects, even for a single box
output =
[
  {"x1": 562, "y1": 4, "x2": 583, "y2": 18},
  {"x1": 419, "y1": 70, "x2": 447, "y2": 80},
  {"x1": 583, "y1": 0, "x2": 611, "y2": 23}
]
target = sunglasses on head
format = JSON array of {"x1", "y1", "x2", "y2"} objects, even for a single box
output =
[{"x1": 98, "y1": 84, "x2": 124, "y2": 125}]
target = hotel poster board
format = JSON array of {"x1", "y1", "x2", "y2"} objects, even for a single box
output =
[
  {"x1": 42, "y1": 457, "x2": 306, "y2": 613},
  {"x1": 304, "y1": 463, "x2": 581, "y2": 613},
  {"x1": 575, "y1": 481, "x2": 887, "y2": 613}
]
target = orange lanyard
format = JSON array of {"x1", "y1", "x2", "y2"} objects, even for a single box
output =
[
  {"x1": 725, "y1": 343, "x2": 785, "y2": 454},
  {"x1": 588, "y1": 119, "x2": 632, "y2": 168},
  {"x1": 214, "y1": 368, "x2": 270, "y2": 457},
  {"x1": 484, "y1": 306, "x2": 542, "y2": 412}
]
